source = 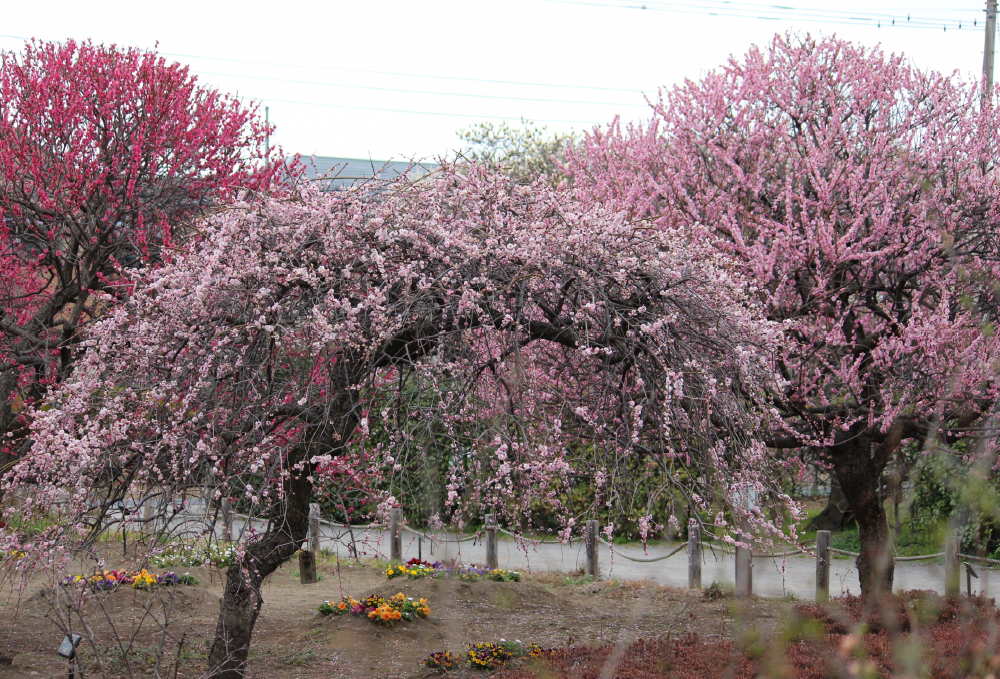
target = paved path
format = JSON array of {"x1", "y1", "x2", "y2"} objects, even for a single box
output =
[{"x1": 240, "y1": 516, "x2": 995, "y2": 603}]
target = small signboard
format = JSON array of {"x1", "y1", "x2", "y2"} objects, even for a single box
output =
[{"x1": 57, "y1": 633, "x2": 82, "y2": 659}]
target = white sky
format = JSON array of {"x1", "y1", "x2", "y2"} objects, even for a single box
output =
[{"x1": 0, "y1": 0, "x2": 988, "y2": 161}]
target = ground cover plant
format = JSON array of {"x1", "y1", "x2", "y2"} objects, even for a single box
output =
[{"x1": 492, "y1": 592, "x2": 1000, "y2": 678}]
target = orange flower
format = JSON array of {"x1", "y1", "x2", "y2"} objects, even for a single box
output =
[{"x1": 337, "y1": 602, "x2": 346, "y2": 610}]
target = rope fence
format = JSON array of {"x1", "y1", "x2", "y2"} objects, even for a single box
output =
[
  {"x1": 597, "y1": 537, "x2": 688, "y2": 563},
  {"x1": 895, "y1": 552, "x2": 946, "y2": 561},
  {"x1": 498, "y1": 527, "x2": 564, "y2": 545},
  {"x1": 959, "y1": 553, "x2": 1000, "y2": 566},
  {"x1": 213, "y1": 507, "x2": 994, "y2": 602}
]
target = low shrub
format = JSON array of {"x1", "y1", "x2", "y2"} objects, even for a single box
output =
[{"x1": 495, "y1": 592, "x2": 1000, "y2": 678}]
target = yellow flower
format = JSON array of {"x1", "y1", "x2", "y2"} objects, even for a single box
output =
[
  {"x1": 396, "y1": 592, "x2": 405, "y2": 600},
  {"x1": 419, "y1": 598, "x2": 427, "y2": 604}
]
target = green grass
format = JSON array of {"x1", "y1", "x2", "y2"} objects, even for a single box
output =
[
  {"x1": 829, "y1": 529, "x2": 860, "y2": 556},
  {"x1": 560, "y1": 574, "x2": 597, "y2": 586}
]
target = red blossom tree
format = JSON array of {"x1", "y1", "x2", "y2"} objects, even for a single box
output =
[
  {"x1": 4, "y1": 164, "x2": 793, "y2": 677},
  {"x1": 564, "y1": 34, "x2": 1000, "y2": 593},
  {"x1": 0, "y1": 39, "x2": 281, "y2": 468}
]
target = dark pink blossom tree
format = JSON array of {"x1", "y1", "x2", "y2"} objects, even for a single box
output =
[
  {"x1": 0, "y1": 39, "x2": 280, "y2": 469},
  {"x1": 565, "y1": 34, "x2": 1000, "y2": 593},
  {"x1": 5, "y1": 165, "x2": 792, "y2": 677}
]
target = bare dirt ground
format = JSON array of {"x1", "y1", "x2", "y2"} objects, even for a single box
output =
[{"x1": 0, "y1": 551, "x2": 791, "y2": 678}]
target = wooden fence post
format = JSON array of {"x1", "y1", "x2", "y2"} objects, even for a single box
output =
[
  {"x1": 585, "y1": 520, "x2": 599, "y2": 581},
  {"x1": 309, "y1": 503, "x2": 320, "y2": 553},
  {"x1": 298, "y1": 549, "x2": 317, "y2": 584},
  {"x1": 220, "y1": 497, "x2": 233, "y2": 542},
  {"x1": 816, "y1": 530, "x2": 830, "y2": 603},
  {"x1": 390, "y1": 507, "x2": 403, "y2": 563},
  {"x1": 735, "y1": 519, "x2": 752, "y2": 598},
  {"x1": 485, "y1": 514, "x2": 498, "y2": 570},
  {"x1": 688, "y1": 522, "x2": 702, "y2": 589},
  {"x1": 945, "y1": 536, "x2": 960, "y2": 597},
  {"x1": 298, "y1": 504, "x2": 320, "y2": 584}
]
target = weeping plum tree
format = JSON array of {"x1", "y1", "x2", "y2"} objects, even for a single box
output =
[
  {"x1": 3, "y1": 163, "x2": 794, "y2": 677},
  {"x1": 564, "y1": 34, "x2": 1000, "y2": 593},
  {"x1": 0, "y1": 39, "x2": 280, "y2": 469}
]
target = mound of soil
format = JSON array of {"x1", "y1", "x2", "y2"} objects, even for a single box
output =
[{"x1": 0, "y1": 558, "x2": 784, "y2": 678}]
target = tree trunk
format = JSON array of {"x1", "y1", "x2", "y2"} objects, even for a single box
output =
[
  {"x1": 206, "y1": 462, "x2": 312, "y2": 678},
  {"x1": 831, "y1": 435, "x2": 894, "y2": 596},
  {"x1": 806, "y1": 474, "x2": 854, "y2": 532}
]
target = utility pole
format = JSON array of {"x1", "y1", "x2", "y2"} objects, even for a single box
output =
[
  {"x1": 265, "y1": 106, "x2": 270, "y2": 155},
  {"x1": 985, "y1": 0, "x2": 997, "y2": 107}
]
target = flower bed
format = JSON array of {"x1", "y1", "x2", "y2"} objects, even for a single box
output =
[
  {"x1": 319, "y1": 592, "x2": 430, "y2": 627},
  {"x1": 384, "y1": 559, "x2": 517, "y2": 583},
  {"x1": 64, "y1": 569, "x2": 198, "y2": 591},
  {"x1": 486, "y1": 568, "x2": 521, "y2": 582},
  {"x1": 386, "y1": 558, "x2": 438, "y2": 580},
  {"x1": 467, "y1": 642, "x2": 513, "y2": 670},
  {"x1": 425, "y1": 640, "x2": 555, "y2": 672},
  {"x1": 424, "y1": 651, "x2": 456, "y2": 670},
  {"x1": 150, "y1": 543, "x2": 237, "y2": 569}
]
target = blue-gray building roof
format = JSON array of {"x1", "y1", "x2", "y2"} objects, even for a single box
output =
[{"x1": 298, "y1": 156, "x2": 439, "y2": 191}]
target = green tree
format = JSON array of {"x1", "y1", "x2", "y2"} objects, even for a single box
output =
[{"x1": 457, "y1": 119, "x2": 577, "y2": 186}]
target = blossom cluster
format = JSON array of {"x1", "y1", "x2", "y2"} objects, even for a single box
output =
[{"x1": 4, "y1": 158, "x2": 790, "y2": 579}]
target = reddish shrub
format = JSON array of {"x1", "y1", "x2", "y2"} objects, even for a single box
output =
[
  {"x1": 502, "y1": 592, "x2": 1000, "y2": 679},
  {"x1": 497, "y1": 634, "x2": 745, "y2": 679}
]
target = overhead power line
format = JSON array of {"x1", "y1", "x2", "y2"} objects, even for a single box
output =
[
  {"x1": 541, "y1": 0, "x2": 979, "y2": 30},
  {"x1": 159, "y1": 51, "x2": 655, "y2": 94},
  {"x1": 247, "y1": 97, "x2": 614, "y2": 125},
  {"x1": 0, "y1": 32, "x2": 638, "y2": 125},
  {"x1": 193, "y1": 69, "x2": 652, "y2": 107}
]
